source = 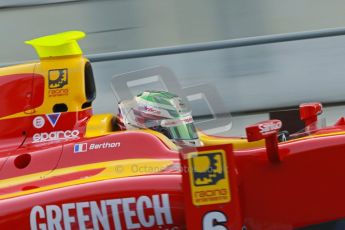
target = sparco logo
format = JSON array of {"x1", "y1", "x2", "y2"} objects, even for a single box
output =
[{"x1": 33, "y1": 130, "x2": 80, "y2": 143}]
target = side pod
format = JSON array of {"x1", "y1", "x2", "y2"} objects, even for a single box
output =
[{"x1": 180, "y1": 144, "x2": 243, "y2": 230}]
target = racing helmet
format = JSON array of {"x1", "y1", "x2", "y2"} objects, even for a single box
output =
[{"x1": 117, "y1": 90, "x2": 202, "y2": 147}]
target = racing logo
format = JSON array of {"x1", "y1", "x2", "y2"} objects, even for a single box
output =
[
  {"x1": 48, "y1": 69, "x2": 68, "y2": 89},
  {"x1": 189, "y1": 150, "x2": 231, "y2": 206},
  {"x1": 191, "y1": 152, "x2": 225, "y2": 186}
]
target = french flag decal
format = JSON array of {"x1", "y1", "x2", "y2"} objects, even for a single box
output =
[{"x1": 74, "y1": 143, "x2": 88, "y2": 153}]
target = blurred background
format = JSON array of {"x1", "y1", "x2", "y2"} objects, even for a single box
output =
[{"x1": 2, "y1": 0, "x2": 345, "y2": 135}]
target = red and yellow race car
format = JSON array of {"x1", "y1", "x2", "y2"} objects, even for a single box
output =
[{"x1": 1, "y1": 31, "x2": 345, "y2": 230}]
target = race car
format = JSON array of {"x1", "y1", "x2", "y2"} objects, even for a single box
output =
[{"x1": 1, "y1": 31, "x2": 345, "y2": 230}]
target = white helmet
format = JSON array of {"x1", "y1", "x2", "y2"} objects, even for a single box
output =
[{"x1": 117, "y1": 90, "x2": 202, "y2": 147}]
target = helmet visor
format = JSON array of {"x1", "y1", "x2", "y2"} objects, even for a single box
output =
[
  {"x1": 167, "y1": 123, "x2": 198, "y2": 140},
  {"x1": 161, "y1": 115, "x2": 198, "y2": 140}
]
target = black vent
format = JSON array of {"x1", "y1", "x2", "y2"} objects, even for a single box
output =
[
  {"x1": 84, "y1": 62, "x2": 96, "y2": 103},
  {"x1": 53, "y1": 103, "x2": 68, "y2": 112}
]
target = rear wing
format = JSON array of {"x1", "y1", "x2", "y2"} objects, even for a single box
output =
[{"x1": 180, "y1": 144, "x2": 243, "y2": 230}]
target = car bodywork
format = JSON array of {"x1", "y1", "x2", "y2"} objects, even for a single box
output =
[{"x1": 1, "y1": 31, "x2": 345, "y2": 230}]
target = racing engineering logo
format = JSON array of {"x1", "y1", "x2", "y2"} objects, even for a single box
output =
[
  {"x1": 189, "y1": 150, "x2": 231, "y2": 206},
  {"x1": 48, "y1": 69, "x2": 68, "y2": 89},
  {"x1": 192, "y1": 152, "x2": 225, "y2": 186},
  {"x1": 48, "y1": 69, "x2": 69, "y2": 97}
]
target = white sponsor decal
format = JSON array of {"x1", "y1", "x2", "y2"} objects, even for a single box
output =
[
  {"x1": 32, "y1": 130, "x2": 80, "y2": 143},
  {"x1": 90, "y1": 142, "x2": 121, "y2": 150},
  {"x1": 258, "y1": 122, "x2": 282, "y2": 134},
  {"x1": 33, "y1": 116, "x2": 45, "y2": 129},
  {"x1": 74, "y1": 142, "x2": 121, "y2": 153},
  {"x1": 30, "y1": 194, "x2": 173, "y2": 230},
  {"x1": 203, "y1": 211, "x2": 228, "y2": 230}
]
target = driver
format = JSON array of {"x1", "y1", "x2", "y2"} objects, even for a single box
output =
[{"x1": 116, "y1": 90, "x2": 202, "y2": 147}]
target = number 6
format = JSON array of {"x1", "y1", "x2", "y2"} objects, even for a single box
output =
[{"x1": 203, "y1": 211, "x2": 228, "y2": 230}]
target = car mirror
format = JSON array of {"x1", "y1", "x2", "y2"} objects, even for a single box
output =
[
  {"x1": 299, "y1": 102, "x2": 323, "y2": 126},
  {"x1": 246, "y1": 120, "x2": 282, "y2": 163}
]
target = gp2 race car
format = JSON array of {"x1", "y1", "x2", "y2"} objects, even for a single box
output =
[{"x1": 1, "y1": 31, "x2": 345, "y2": 230}]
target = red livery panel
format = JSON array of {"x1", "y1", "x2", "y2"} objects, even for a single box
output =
[{"x1": 1, "y1": 31, "x2": 345, "y2": 230}]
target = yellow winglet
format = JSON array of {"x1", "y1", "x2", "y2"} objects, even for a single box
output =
[{"x1": 25, "y1": 31, "x2": 86, "y2": 58}]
